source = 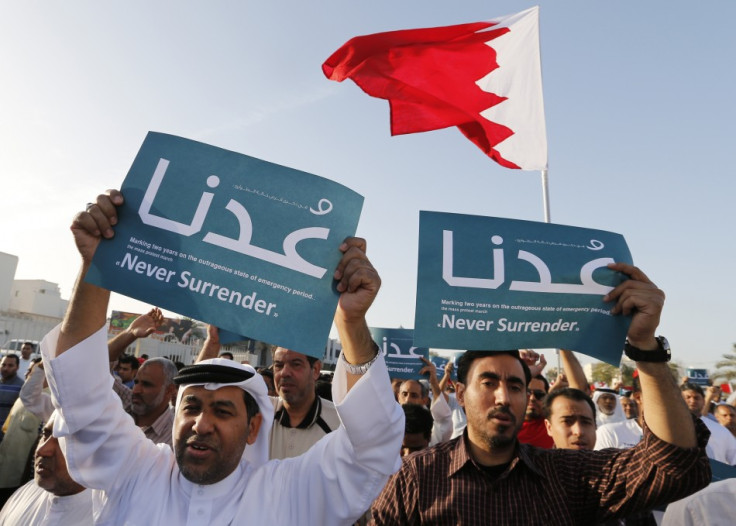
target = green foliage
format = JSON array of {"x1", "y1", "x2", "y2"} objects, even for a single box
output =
[
  {"x1": 545, "y1": 367, "x2": 560, "y2": 383},
  {"x1": 590, "y1": 362, "x2": 619, "y2": 385},
  {"x1": 712, "y1": 345, "x2": 736, "y2": 383}
]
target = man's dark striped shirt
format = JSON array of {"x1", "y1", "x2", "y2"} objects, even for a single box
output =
[{"x1": 371, "y1": 417, "x2": 711, "y2": 525}]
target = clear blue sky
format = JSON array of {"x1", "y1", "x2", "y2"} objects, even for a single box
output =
[{"x1": 2, "y1": 2, "x2": 734, "y2": 373}]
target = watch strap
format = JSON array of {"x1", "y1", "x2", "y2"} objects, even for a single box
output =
[{"x1": 624, "y1": 336, "x2": 671, "y2": 363}]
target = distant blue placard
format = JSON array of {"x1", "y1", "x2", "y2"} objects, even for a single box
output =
[
  {"x1": 86, "y1": 132, "x2": 363, "y2": 358},
  {"x1": 430, "y1": 354, "x2": 460, "y2": 382},
  {"x1": 415, "y1": 212, "x2": 633, "y2": 365},
  {"x1": 686, "y1": 368, "x2": 710, "y2": 386},
  {"x1": 430, "y1": 355, "x2": 448, "y2": 371},
  {"x1": 370, "y1": 327, "x2": 429, "y2": 380}
]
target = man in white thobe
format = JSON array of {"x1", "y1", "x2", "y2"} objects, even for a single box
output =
[
  {"x1": 0, "y1": 414, "x2": 94, "y2": 526},
  {"x1": 42, "y1": 190, "x2": 403, "y2": 525}
]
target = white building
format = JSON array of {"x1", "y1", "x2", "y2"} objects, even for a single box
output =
[
  {"x1": 0, "y1": 252, "x2": 68, "y2": 348},
  {"x1": 0, "y1": 252, "x2": 19, "y2": 312},
  {"x1": 10, "y1": 280, "x2": 67, "y2": 318}
]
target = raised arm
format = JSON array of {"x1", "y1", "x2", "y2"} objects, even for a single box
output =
[
  {"x1": 332, "y1": 237, "x2": 381, "y2": 391},
  {"x1": 19, "y1": 360, "x2": 53, "y2": 421},
  {"x1": 56, "y1": 191, "x2": 124, "y2": 357},
  {"x1": 107, "y1": 308, "x2": 164, "y2": 363},
  {"x1": 605, "y1": 263, "x2": 695, "y2": 448},
  {"x1": 419, "y1": 357, "x2": 442, "y2": 401},
  {"x1": 702, "y1": 386, "x2": 721, "y2": 417},
  {"x1": 43, "y1": 190, "x2": 162, "y2": 494},
  {"x1": 438, "y1": 361, "x2": 453, "y2": 396},
  {"x1": 559, "y1": 350, "x2": 590, "y2": 393},
  {"x1": 195, "y1": 325, "x2": 221, "y2": 363}
]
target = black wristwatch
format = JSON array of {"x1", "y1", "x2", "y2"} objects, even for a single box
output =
[{"x1": 624, "y1": 336, "x2": 671, "y2": 362}]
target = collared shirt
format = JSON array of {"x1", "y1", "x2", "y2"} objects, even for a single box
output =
[
  {"x1": 42, "y1": 323, "x2": 403, "y2": 525},
  {"x1": 139, "y1": 406, "x2": 174, "y2": 448},
  {"x1": 0, "y1": 480, "x2": 94, "y2": 526},
  {"x1": 270, "y1": 395, "x2": 340, "y2": 460},
  {"x1": 112, "y1": 373, "x2": 174, "y2": 447},
  {"x1": 371, "y1": 419, "x2": 711, "y2": 525}
]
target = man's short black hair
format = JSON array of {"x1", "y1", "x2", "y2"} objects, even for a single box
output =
[
  {"x1": 542, "y1": 388, "x2": 596, "y2": 422},
  {"x1": 306, "y1": 355, "x2": 319, "y2": 368},
  {"x1": 257, "y1": 367, "x2": 274, "y2": 380},
  {"x1": 219, "y1": 351, "x2": 234, "y2": 360},
  {"x1": 402, "y1": 403, "x2": 434, "y2": 440},
  {"x1": 119, "y1": 354, "x2": 140, "y2": 370},
  {"x1": 533, "y1": 374, "x2": 550, "y2": 393},
  {"x1": 3, "y1": 354, "x2": 20, "y2": 367},
  {"x1": 456, "y1": 350, "x2": 531, "y2": 386},
  {"x1": 271, "y1": 347, "x2": 319, "y2": 368},
  {"x1": 243, "y1": 391, "x2": 260, "y2": 420},
  {"x1": 681, "y1": 382, "x2": 705, "y2": 397},
  {"x1": 400, "y1": 379, "x2": 429, "y2": 399}
]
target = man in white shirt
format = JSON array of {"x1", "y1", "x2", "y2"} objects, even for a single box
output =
[
  {"x1": 597, "y1": 378, "x2": 736, "y2": 467},
  {"x1": 681, "y1": 382, "x2": 736, "y2": 465},
  {"x1": 596, "y1": 377, "x2": 645, "y2": 450},
  {"x1": 0, "y1": 414, "x2": 94, "y2": 526},
  {"x1": 714, "y1": 403, "x2": 736, "y2": 438},
  {"x1": 16, "y1": 343, "x2": 35, "y2": 379},
  {"x1": 661, "y1": 478, "x2": 736, "y2": 525},
  {"x1": 41, "y1": 189, "x2": 403, "y2": 525},
  {"x1": 592, "y1": 387, "x2": 626, "y2": 428}
]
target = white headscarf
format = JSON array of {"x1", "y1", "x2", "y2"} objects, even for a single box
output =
[
  {"x1": 174, "y1": 358, "x2": 274, "y2": 469},
  {"x1": 592, "y1": 387, "x2": 626, "y2": 427}
]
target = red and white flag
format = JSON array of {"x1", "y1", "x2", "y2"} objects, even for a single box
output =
[{"x1": 323, "y1": 6, "x2": 547, "y2": 170}]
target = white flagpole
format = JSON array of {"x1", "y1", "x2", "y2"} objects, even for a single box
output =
[
  {"x1": 541, "y1": 168, "x2": 551, "y2": 223},
  {"x1": 540, "y1": 168, "x2": 561, "y2": 374}
]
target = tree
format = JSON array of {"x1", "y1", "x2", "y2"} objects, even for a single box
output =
[
  {"x1": 545, "y1": 367, "x2": 560, "y2": 384},
  {"x1": 590, "y1": 363, "x2": 619, "y2": 386},
  {"x1": 712, "y1": 345, "x2": 736, "y2": 384}
]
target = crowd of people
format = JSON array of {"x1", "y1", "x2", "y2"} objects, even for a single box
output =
[{"x1": 0, "y1": 189, "x2": 733, "y2": 524}]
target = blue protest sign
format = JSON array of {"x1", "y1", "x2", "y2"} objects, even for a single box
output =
[
  {"x1": 686, "y1": 369, "x2": 710, "y2": 386},
  {"x1": 430, "y1": 355, "x2": 448, "y2": 371},
  {"x1": 430, "y1": 354, "x2": 460, "y2": 382},
  {"x1": 86, "y1": 132, "x2": 363, "y2": 358},
  {"x1": 369, "y1": 327, "x2": 429, "y2": 380},
  {"x1": 217, "y1": 329, "x2": 248, "y2": 345},
  {"x1": 415, "y1": 212, "x2": 633, "y2": 365}
]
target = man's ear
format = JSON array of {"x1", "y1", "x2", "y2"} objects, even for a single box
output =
[
  {"x1": 544, "y1": 418, "x2": 553, "y2": 437},
  {"x1": 246, "y1": 413, "x2": 263, "y2": 445},
  {"x1": 456, "y1": 383, "x2": 466, "y2": 408},
  {"x1": 313, "y1": 360, "x2": 322, "y2": 380}
]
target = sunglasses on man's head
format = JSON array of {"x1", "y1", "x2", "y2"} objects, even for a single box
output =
[{"x1": 528, "y1": 389, "x2": 546, "y2": 401}]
